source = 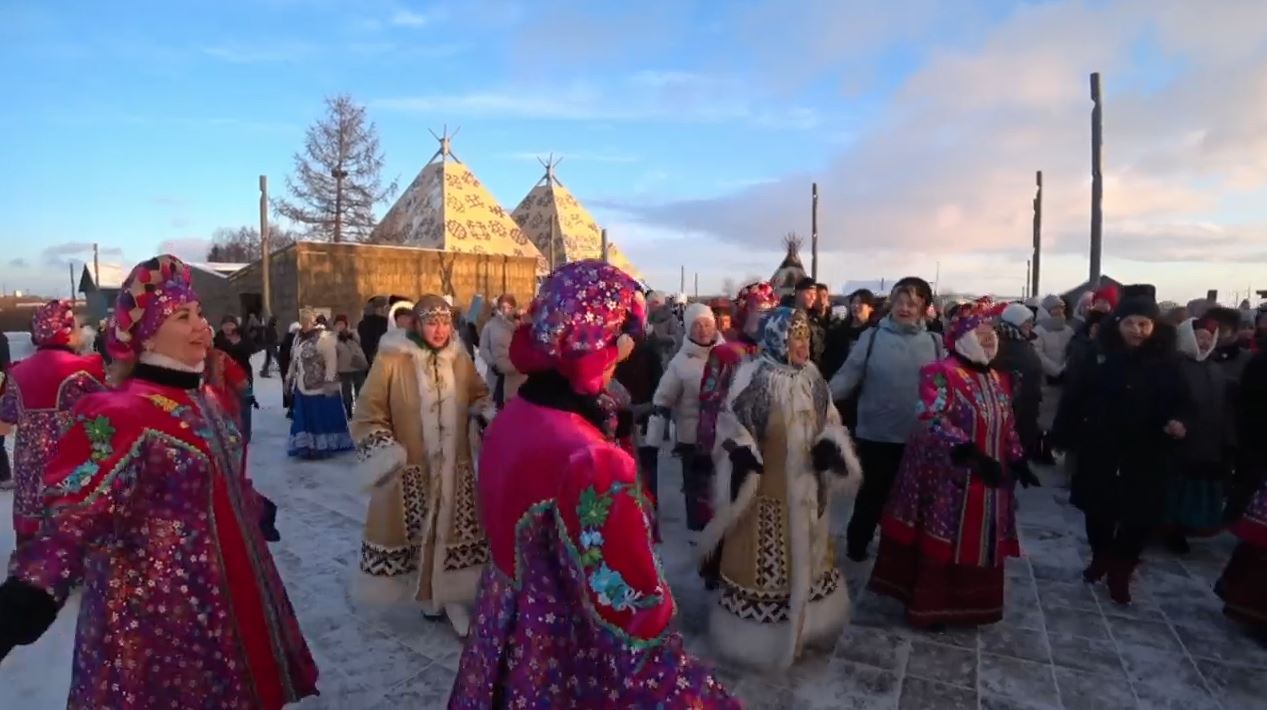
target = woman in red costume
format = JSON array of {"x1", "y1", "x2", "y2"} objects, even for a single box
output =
[
  {"x1": 0, "y1": 255, "x2": 317, "y2": 709},
  {"x1": 450, "y1": 260, "x2": 737, "y2": 708},
  {"x1": 869, "y1": 299, "x2": 1040, "y2": 628},
  {"x1": 0, "y1": 300, "x2": 106, "y2": 544}
]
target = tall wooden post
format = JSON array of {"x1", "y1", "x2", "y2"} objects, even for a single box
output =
[
  {"x1": 680, "y1": 265, "x2": 685, "y2": 294},
  {"x1": 92, "y1": 243, "x2": 100, "y2": 293},
  {"x1": 1089, "y1": 73, "x2": 1103, "y2": 285},
  {"x1": 1025, "y1": 260, "x2": 1031, "y2": 299},
  {"x1": 693, "y1": 272, "x2": 699, "y2": 298},
  {"x1": 600, "y1": 228, "x2": 609, "y2": 264},
  {"x1": 260, "y1": 175, "x2": 272, "y2": 319},
  {"x1": 810, "y1": 182, "x2": 819, "y2": 280},
  {"x1": 69, "y1": 262, "x2": 76, "y2": 301},
  {"x1": 1032, "y1": 170, "x2": 1043, "y2": 297}
]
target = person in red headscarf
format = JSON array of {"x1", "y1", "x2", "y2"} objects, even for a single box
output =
[
  {"x1": 450, "y1": 260, "x2": 737, "y2": 709},
  {"x1": 868, "y1": 299, "x2": 1039, "y2": 629},
  {"x1": 0, "y1": 255, "x2": 318, "y2": 709},
  {"x1": 0, "y1": 300, "x2": 106, "y2": 544}
]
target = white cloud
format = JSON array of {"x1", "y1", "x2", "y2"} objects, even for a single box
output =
[
  {"x1": 616, "y1": 0, "x2": 1267, "y2": 298},
  {"x1": 198, "y1": 42, "x2": 314, "y2": 64},
  {"x1": 390, "y1": 9, "x2": 429, "y2": 27}
]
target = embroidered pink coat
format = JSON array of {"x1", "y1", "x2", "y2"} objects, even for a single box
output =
[
  {"x1": 6, "y1": 377, "x2": 318, "y2": 710},
  {"x1": 0, "y1": 347, "x2": 106, "y2": 540},
  {"x1": 880, "y1": 357, "x2": 1024, "y2": 567},
  {"x1": 449, "y1": 395, "x2": 737, "y2": 708}
]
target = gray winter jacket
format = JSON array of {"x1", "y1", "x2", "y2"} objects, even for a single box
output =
[{"x1": 829, "y1": 315, "x2": 944, "y2": 444}]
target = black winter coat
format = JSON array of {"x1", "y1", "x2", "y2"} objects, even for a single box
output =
[
  {"x1": 358, "y1": 314, "x2": 388, "y2": 365},
  {"x1": 820, "y1": 318, "x2": 871, "y2": 382},
  {"x1": 993, "y1": 334, "x2": 1044, "y2": 456},
  {"x1": 1052, "y1": 324, "x2": 1188, "y2": 527}
]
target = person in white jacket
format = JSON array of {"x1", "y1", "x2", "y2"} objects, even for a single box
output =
[
  {"x1": 479, "y1": 294, "x2": 525, "y2": 407},
  {"x1": 645, "y1": 302, "x2": 724, "y2": 532},
  {"x1": 1032, "y1": 295, "x2": 1074, "y2": 382},
  {"x1": 287, "y1": 309, "x2": 354, "y2": 459}
]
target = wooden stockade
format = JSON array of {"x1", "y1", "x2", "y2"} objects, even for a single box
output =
[{"x1": 228, "y1": 241, "x2": 538, "y2": 324}]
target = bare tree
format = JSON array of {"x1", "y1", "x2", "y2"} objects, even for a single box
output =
[
  {"x1": 275, "y1": 94, "x2": 397, "y2": 243},
  {"x1": 205, "y1": 227, "x2": 296, "y2": 263}
]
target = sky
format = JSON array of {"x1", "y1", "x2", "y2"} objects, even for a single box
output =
[{"x1": 1, "y1": 0, "x2": 1266, "y2": 303}]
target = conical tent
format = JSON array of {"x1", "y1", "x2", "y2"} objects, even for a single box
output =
[
  {"x1": 369, "y1": 131, "x2": 547, "y2": 273},
  {"x1": 770, "y1": 233, "x2": 807, "y2": 296},
  {"x1": 510, "y1": 157, "x2": 643, "y2": 281}
]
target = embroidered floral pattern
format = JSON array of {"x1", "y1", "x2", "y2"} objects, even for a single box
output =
[
  {"x1": 83, "y1": 415, "x2": 115, "y2": 461},
  {"x1": 575, "y1": 483, "x2": 661, "y2": 613}
]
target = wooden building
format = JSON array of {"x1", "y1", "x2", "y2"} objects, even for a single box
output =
[
  {"x1": 79, "y1": 262, "x2": 238, "y2": 326},
  {"x1": 227, "y1": 241, "x2": 538, "y2": 325}
]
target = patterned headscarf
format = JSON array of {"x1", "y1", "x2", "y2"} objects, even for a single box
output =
[
  {"x1": 31, "y1": 299, "x2": 77, "y2": 348},
  {"x1": 413, "y1": 294, "x2": 453, "y2": 324},
  {"x1": 107, "y1": 255, "x2": 198, "y2": 361},
  {"x1": 943, "y1": 297, "x2": 999, "y2": 365},
  {"x1": 759, "y1": 307, "x2": 811, "y2": 366},
  {"x1": 735, "y1": 281, "x2": 777, "y2": 326},
  {"x1": 510, "y1": 260, "x2": 647, "y2": 395}
]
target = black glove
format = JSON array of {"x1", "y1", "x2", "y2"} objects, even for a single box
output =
[
  {"x1": 811, "y1": 439, "x2": 850, "y2": 476},
  {"x1": 726, "y1": 443, "x2": 762, "y2": 501},
  {"x1": 671, "y1": 442, "x2": 695, "y2": 459},
  {"x1": 976, "y1": 456, "x2": 1003, "y2": 488},
  {"x1": 250, "y1": 397, "x2": 260, "y2": 410},
  {"x1": 615, "y1": 410, "x2": 634, "y2": 440},
  {"x1": 0, "y1": 578, "x2": 59, "y2": 662},
  {"x1": 1011, "y1": 460, "x2": 1041, "y2": 489},
  {"x1": 950, "y1": 442, "x2": 978, "y2": 466}
]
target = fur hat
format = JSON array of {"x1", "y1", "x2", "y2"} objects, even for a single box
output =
[
  {"x1": 31, "y1": 299, "x2": 77, "y2": 348},
  {"x1": 510, "y1": 260, "x2": 646, "y2": 396},
  {"x1": 1114, "y1": 284, "x2": 1159, "y2": 321},
  {"x1": 1000, "y1": 302, "x2": 1035, "y2": 327},
  {"x1": 107, "y1": 255, "x2": 198, "y2": 362}
]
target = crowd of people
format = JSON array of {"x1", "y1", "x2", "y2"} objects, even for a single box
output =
[{"x1": 0, "y1": 253, "x2": 1264, "y2": 708}]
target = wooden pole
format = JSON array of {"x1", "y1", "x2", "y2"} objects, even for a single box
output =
[
  {"x1": 1032, "y1": 170, "x2": 1043, "y2": 297},
  {"x1": 694, "y1": 272, "x2": 699, "y2": 298},
  {"x1": 810, "y1": 182, "x2": 819, "y2": 280},
  {"x1": 680, "y1": 265, "x2": 685, "y2": 294},
  {"x1": 92, "y1": 243, "x2": 100, "y2": 293},
  {"x1": 600, "y1": 228, "x2": 609, "y2": 264},
  {"x1": 69, "y1": 262, "x2": 76, "y2": 301},
  {"x1": 1025, "y1": 260, "x2": 1031, "y2": 300},
  {"x1": 1089, "y1": 72, "x2": 1103, "y2": 285},
  {"x1": 260, "y1": 175, "x2": 272, "y2": 320}
]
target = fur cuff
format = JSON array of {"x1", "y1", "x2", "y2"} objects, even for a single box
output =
[
  {"x1": 815, "y1": 425, "x2": 863, "y2": 497},
  {"x1": 357, "y1": 431, "x2": 407, "y2": 491},
  {"x1": 349, "y1": 570, "x2": 416, "y2": 606}
]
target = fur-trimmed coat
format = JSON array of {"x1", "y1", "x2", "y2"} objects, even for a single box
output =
[
  {"x1": 350, "y1": 334, "x2": 495, "y2": 607},
  {"x1": 698, "y1": 356, "x2": 862, "y2": 670}
]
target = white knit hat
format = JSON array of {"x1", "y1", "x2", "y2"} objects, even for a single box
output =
[
  {"x1": 1000, "y1": 302, "x2": 1035, "y2": 327},
  {"x1": 684, "y1": 302, "x2": 715, "y2": 327}
]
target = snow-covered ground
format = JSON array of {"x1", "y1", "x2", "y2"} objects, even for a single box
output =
[{"x1": 2, "y1": 355, "x2": 1265, "y2": 708}]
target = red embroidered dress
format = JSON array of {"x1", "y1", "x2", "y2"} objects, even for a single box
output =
[
  {"x1": 869, "y1": 356, "x2": 1024, "y2": 627},
  {"x1": 0, "y1": 347, "x2": 105, "y2": 542},
  {"x1": 7, "y1": 375, "x2": 318, "y2": 709}
]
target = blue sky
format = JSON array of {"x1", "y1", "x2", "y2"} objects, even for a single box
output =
[{"x1": 2, "y1": 1, "x2": 1266, "y2": 303}]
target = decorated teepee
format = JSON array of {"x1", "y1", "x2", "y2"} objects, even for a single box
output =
[
  {"x1": 770, "y1": 233, "x2": 808, "y2": 297},
  {"x1": 510, "y1": 156, "x2": 642, "y2": 280},
  {"x1": 368, "y1": 129, "x2": 547, "y2": 273}
]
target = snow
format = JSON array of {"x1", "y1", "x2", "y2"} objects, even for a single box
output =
[{"x1": 2, "y1": 356, "x2": 1261, "y2": 709}]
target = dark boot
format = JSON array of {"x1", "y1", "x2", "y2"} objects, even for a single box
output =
[
  {"x1": 699, "y1": 542, "x2": 723, "y2": 591},
  {"x1": 1082, "y1": 549, "x2": 1110, "y2": 583},
  {"x1": 1107, "y1": 558, "x2": 1136, "y2": 605}
]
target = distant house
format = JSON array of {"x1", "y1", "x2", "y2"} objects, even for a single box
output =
[{"x1": 79, "y1": 261, "x2": 241, "y2": 326}]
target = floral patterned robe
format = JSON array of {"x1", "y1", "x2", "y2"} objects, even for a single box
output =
[
  {"x1": 0, "y1": 347, "x2": 105, "y2": 541},
  {"x1": 6, "y1": 375, "x2": 318, "y2": 709},
  {"x1": 449, "y1": 393, "x2": 737, "y2": 708}
]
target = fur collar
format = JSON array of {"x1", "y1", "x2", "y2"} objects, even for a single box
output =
[{"x1": 377, "y1": 331, "x2": 461, "y2": 364}]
